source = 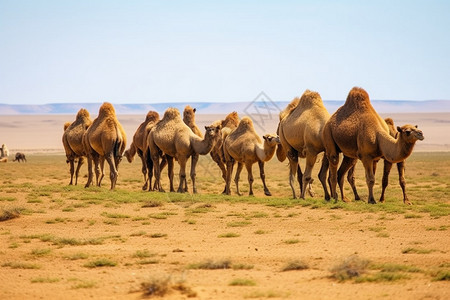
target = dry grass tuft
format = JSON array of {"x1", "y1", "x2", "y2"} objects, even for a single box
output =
[
  {"x1": 188, "y1": 259, "x2": 232, "y2": 270},
  {"x1": 140, "y1": 277, "x2": 196, "y2": 298},
  {"x1": 281, "y1": 260, "x2": 309, "y2": 272},
  {"x1": 330, "y1": 255, "x2": 370, "y2": 281},
  {"x1": 0, "y1": 208, "x2": 22, "y2": 222}
]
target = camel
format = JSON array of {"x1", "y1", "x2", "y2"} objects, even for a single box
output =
[
  {"x1": 223, "y1": 116, "x2": 280, "y2": 196},
  {"x1": 209, "y1": 111, "x2": 240, "y2": 192},
  {"x1": 342, "y1": 118, "x2": 412, "y2": 204},
  {"x1": 277, "y1": 90, "x2": 331, "y2": 200},
  {"x1": 62, "y1": 108, "x2": 92, "y2": 185},
  {"x1": 124, "y1": 111, "x2": 159, "y2": 190},
  {"x1": 83, "y1": 102, "x2": 127, "y2": 190},
  {"x1": 1, "y1": 144, "x2": 9, "y2": 158},
  {"x1": 183, "y1": 105, "x2": 203, "y2": 137},
  {"x1": 148, "y1": 107, "x2": 221, "y2": 193},
  {"x1": 13, "y1": 152, "x2": 27, "y2": 163},
  {"x1": 322, "y1": 87, "x2": 424, "y2": 204}
]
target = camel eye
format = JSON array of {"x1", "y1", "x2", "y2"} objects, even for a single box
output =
[{"x1": 406, "y1": 130, "x2": 411, "y2": 136}]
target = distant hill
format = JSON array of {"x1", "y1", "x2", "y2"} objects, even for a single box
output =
[{"x1": 1, "y1": 100, "x2": 450, "y2": 115}]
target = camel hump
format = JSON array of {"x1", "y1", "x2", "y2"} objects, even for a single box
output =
[
  {"x1": 64, "y1": 122, "x2": 71, "y2": 131},
  {"x1": 299, "y1": 89, "x2": 323, "y2": 107},
  {"x1": 279, "y1": 97, "x2": 300, "y2": 120},
  {"x1": 145, "y1": 111, "x2": 160, "y2": 122},
  {"x1": 162, "y1": 107, "x2": 181, "y2": 121},
  {"x1": 384, "y1": 117, "x2": 394, "y2": 126},
  {"x1": 222, "y1": 111, "x2": 239, "y2": 128},
  {"x1": 238, "y1": 116, "x2": 255, "y2": 130},
  {"x1": 98, "y1": 102, "x2": 116, "y2": 118},
  {"x1": 76, "y1": 108, "x2": 90, "y2": 120},
  {"x1": 344, "y1": 87, "x2": 371, "y2": 109}
]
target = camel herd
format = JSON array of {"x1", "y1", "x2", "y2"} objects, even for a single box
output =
[
  {"x1": 62, "y1": 87, "x2": 424, "y2": 204},
  {"x1": 0, "y1": 144, "x2": 27, "y2": 163}
]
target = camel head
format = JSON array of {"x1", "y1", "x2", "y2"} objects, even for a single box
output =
[
  {"x1": 397, "y1": 125, "x2": 424, "y2": 143},
  {"x1": 124, "y1": 149, "x2": 134, "y2": 163},
  {"x1": 183, "y1": 105, "x2": 197, "y2": 123},
  {"x1": 263, "y1": 134, "x2": 280, "y2": 146},
  {"x1": 204, "y1": 124, "x2": 222, "y2": 141}
]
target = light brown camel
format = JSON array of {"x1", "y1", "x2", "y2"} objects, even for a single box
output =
[
  {"x1": 124, "y1": 111, "x2": 159, "y2": 190},
  {"x1": 342, "y1": 118, "x2": 413, "y2": 204},
  {"x1": 183, "y1": 105, "x2": 203, "y2": 137},
  {"x1": 83, "y1": 102, "x2": 127, "y2": 190},
  {"x1": 1, "y1": 144, "x2": 9, "y2": 158},
  {"x1": 223, "y1": 116, "x2": 280, "y2": 196},
  {"x1": 62, "y1": 108, "x2": 92, "y2": 185},
  {"x1": 209, "y1": 111, "x2": 240, "y2": 192},
  {"x1": 277, "y1": 90, "x2": 331, "y2": 200},
  {"x1": 148, "y1": 107, "x2": 221, "y2": 193},
  {"x1": 322, "y1": 87, "x2": 424, "y2": 204}
]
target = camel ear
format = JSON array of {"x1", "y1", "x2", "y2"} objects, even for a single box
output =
[
  {"x1": 397, "y1": 126, "x2": 402, "y2": 133},
  {"x1": 415, "y1": 125, "x2": 418, "y2": 128},
  {"x1": 263, "y1": 135, "x2": 267, "y2": 141},
  {"x1": 193, "y1": 108, "x2": 196, "y2": 113},
  {"x1": 204, "y1": 126, "x2": 209, "y2": 130}
]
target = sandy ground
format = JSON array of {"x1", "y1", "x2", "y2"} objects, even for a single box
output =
[{"x1": 0, "y1": 112, "x2": 449, "y2": 153}]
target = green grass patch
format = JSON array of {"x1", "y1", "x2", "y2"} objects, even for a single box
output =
[
  {"x1": 64, "y1": 252, "x2": 89, "y2": 260},
  {"x1": 2, "y1": 261, "x2": 41, "y2": 269},
  {"x1": 31, "y1": 277, "x2": 60, "y2": 283},
  {"x1": 101, "y1": 212, "x2": 130, "y2": 219},
  {"x1": 188, "y1": 259, "x2": 232, "y2": 270},
  {"x1": 218, "y1": 232, "x2": 240, "y2": 238},
  {"x1": 227, "y1": 221, "x2": 252, "y2": 227},
  {"x1": 229, "y1": 278, "x2": 256, "y2": 286},
  {"x1": 84, "y1": 258, "x2": 117, "y2": 268},
  {"x1": 31, "y1": 248, "x2": 52, "y2": 256}
]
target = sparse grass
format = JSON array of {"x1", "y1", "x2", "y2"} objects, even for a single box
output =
[
  {"x1": 31, "y1": 277, "x2": 60, "y2": 283},
  {"x1": 83, "y1": 258, "x2": 117, "y2": 268},
  {"x1": 148, "y1": 212, "x2": 177, "y2": 219},
  {"x1": 45, "y1": 217, "x2": 67, "y2": 224},
  {"x1": 330, "y1": 255, "x2": 370, "y2": 281},
  {"x1": 188, "y1": 259, "x2": 232, "y2": 270},
  {"x1": 64, "y1": 252, "x2": 89, "y2": 260},
  {"x1": 140, "y1": 277, "x2": 196, "y2": 298},
  {"x1": 132, "y1": 250, "x2": 155, "y2": 259},
  {"x1": 130, "y1": 230, "x2": 146, "y2": 237},
  {"x1": 2, "y1": 261, "x2": 41, "y2": 269},
  {"x1": 218, "y1": 232, "x2": 240, "y2": 238},
  {"x1": 101, "y1": 212, "x2": 130, "y2": 219},
  {"x1": 404, "y1": 213, "x2": 422, "y2": 219},
  {"x1": 232, "y1": 263, "x2": 254, "y2": 270},
  {"x1": 31, "y1": 248, "x2": 52, "y2": 256},
  {"x1": 432, "y1": 270, "x2": 450, "y2": 281},
  {"x1": 149, "y1": 233, "x2": 167, "y2": 238},
  {"x1": 229, "y1": 278, "x2": 256, "y2": 286},
  {"x1": 254, "y1": 229, "x2": 268, "y2": 235},
  {"x1": 72, "y1": 280, "x2": 96, "y2": 289},
  {"x1": 281, "y1": 260, "x2": 309, "y2": 271},
  {"x1": 355, "y1": 272, "x2": 410, "y2": 283},
  {"x1": 0, "y1": 207, "x2": 22, "y2": 221},
  {"x1": 244, "y1": 290, "x2": 288, "y2": 298},
  {"x1": 370, "y1": 263, "x2": 422, "y2": 273},
  {"x1": 402, "y1": 247, "x2": 436, "y2": 254},
  {"x1": 141, "y1": 200, "x2": 163, "y2": 208},
  {"x1": 227, "y1": 221, "x2": 252, "y2": 227},
  {"x1": 284, "y1": 239, "x2": 300, "y2": 244}
]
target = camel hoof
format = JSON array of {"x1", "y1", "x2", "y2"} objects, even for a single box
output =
[
  {"x1": 264, "y1": 190, "x2": 272, "y2": 196},
  {"x1": 142, "y1": 183, "x2": 148, "y2": 191},
  {"x1": 368, "y1": 199, "x2": 377, "y2": 204},
  {"x1": 404, "y1": 200, "x2": 412, "y2": 205},
  {"x1": 355, "y1": 195, "x2": 361, "y2": 201}
]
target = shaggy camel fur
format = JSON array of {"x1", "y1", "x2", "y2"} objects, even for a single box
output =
[
  {"x1": 148, "y1": 108, "x2": 221, "y2": 193},
  {"x1": 62, "y1": 108, "x2": 92, "y2": 185},
  {"x1": 209, "y1": 111, "x2": 240, "y2": 192},
  {"x1": 323, "y1": 87, "x2": 424, "y2": 204},
  {"x1": 343, "y1": 118, "x2": 412, "y2": 204},
  {"x1": 13, "y1": 152, "x2": 27, "y2": 163},
  {"x1": 277, "y1": 90, "x2": 331, "y2": 200},
  {"x1": 124, "y1": 111, "x2": 159, "y2": 190},
  {"x1": 83, "y1": 102, "x2": 127, "y2": 190},
  {"x1": 223, "y1": 116, "x2": 280, "y2": 196}
]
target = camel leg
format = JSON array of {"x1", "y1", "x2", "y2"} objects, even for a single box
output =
[
  {"x1": 152, "y1": 155, "x2": 167, "y2": 191},
  {"x1": 105, "y1": 152, "x2": 118, "y2": 190},
  {"x1": 328, "y1": 155, "x2": 340, "y2": 202},
  {"x1": 85, "y1": 154, "x2": 94, "y2": 188},
  {"x1": 337, "y1": 156, "x2": 356, "y2": 202},
  {"x1": 144, "y1": 149, "x2": 154, "y2": 191},
  {"x1": 74, "y1": 157, "x2": 84, "y2": 186},
  {"x1": 137, "y1": 149, "x2": 148, "y2": 190},
  {"x1": 300, "y1": 153, "x2": 318, "y2": 200},
  {"x1": 151, "y1": 150, "x2": 164, "y2": 192},
  {"x1": 166, "y1": 156, "x2": 175, "y2": 192},
  {"x1": 92, "y1": 153, "x2": 101, "y2": 186},
  {"x1": 258, "y1": 161, "x2": 271, "y2": 196},
  {"x1": 287, "y1": 155, "x2": 298, "y2": 199},
  {"x1": 380, "y1": 159, "x2": 393, "y2": 203},
  {"x1": 190, "y1": 154, "x2": 199, "y2": 194},
  {"x1": 69, "y1": 159, "x2": 75, "y2": 185},
  {"x1": 224, "y1": 161, "x2": 235, "y2": 195},
  {"x1": 397, "y1": 161, "x2": 410, "y2": 205},
  {"x1": 361, "y1": 157, "x2": 376, "y2": 204},
  {"x1": 234, "y1": 162, "x2": 244, "y2": 196},
  {"x1": 318, "y1": 155, "x2": 330, "y2": 201},
  {"x1": 177, "y1": 157, "x2": 188, "y2": 193},
  {"x1": 347, "y1": 162, "x2": 361, "y2": 201},
  {"x1": 245, "y1": 162, "x2": 254, "y2": 196}
]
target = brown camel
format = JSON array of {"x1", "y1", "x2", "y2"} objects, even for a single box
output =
[
  {"x1": 148, "y1": 107, "x2": 221, "y2": 193},
  {"x1": 277, "y1": 90, "x2": 331, "y2": 200},
  {"x1": 183, "y1": 105, "x2": 203, "y2": 137},
  {"x1": 223, "y1": 116, "x2": 280, "y2": 196},
  {"x1": 62, "y1": 108, "x2": 92, "y2": 185},
  {"x1": 209, "y1": 111, "x2": 240, "y2": 192},
  {"x1": 322, "y1": 87, "x2": 424, "y2": 204},
  {"x1": 342, "y1": 118, "x2": 412, "y2": 204},
  {"x1": 83, "y1": 102, "x2": 127, "y2": 190},
  {"x1": 13, "y1": 152, "x2": 27, "y2": 163},
  {"x1": 124, "y1": 111, "x2": 159, "y2": 190}
]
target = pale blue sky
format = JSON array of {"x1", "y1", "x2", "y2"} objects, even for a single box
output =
[{"x1": 0, "y1": 0, "x2": 449, "y2": 104}]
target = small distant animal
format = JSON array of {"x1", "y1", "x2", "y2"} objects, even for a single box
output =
[{"x1": 13, "y1": 152, "x2": 27, "y2": 163}]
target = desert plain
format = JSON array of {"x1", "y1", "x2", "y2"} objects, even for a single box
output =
[{"x1": 0, "y1": 112, "x2": 449, "y2": 299}]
